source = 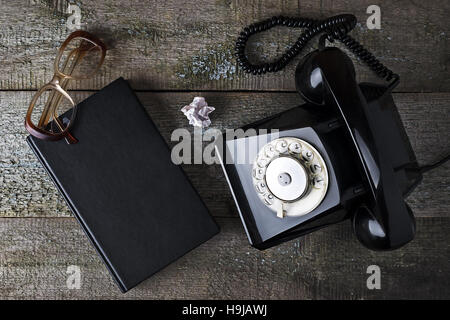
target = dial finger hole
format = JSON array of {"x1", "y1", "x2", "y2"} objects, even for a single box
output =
[
  {"x1": 264, "y1": 193, "x2": 274, "y2": 205},
  {"x1": 289, "y1": 142, "x2": 302, "y2": 153},
  {"x1": 265, "y1": 144, "x2": 277, "y2": 158},
  {"x1": 310, "y1": 163, "x2": 322, "y2": 174},
  {"x1": 257, "y1": 156, "x2": 269, "y2": 167},
  {"x1": 302, "y1": 149, "x2": 314, "y2": 161},
  {"x1": 313, "y1": 176, "x2": 325, "y2": 188},
  {"x1": 275, "y1": 140, "x2": 288, "y2": 153},
  {"x1": 253, "y1": 167, "x2": 265, "y2": 180},
  {"x1": 256, "y1": 181, "x2": 267, "y2": 193}
]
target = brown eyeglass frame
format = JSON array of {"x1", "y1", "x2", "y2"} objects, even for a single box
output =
[{"x1": 25, "y1": 31, "x2": 106, "y2": 144}]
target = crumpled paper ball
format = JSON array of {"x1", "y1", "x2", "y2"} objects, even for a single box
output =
[{"x1": 180, "y1": 97, "x2": 215, "y2": 128}]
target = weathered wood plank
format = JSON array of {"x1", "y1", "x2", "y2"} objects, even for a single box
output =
[
  {"x1": 1, "y1": 91, "x2": 449, "y2": 218},
  {"x1": 0, "y1": 0, "x2": 448, "y2": 91},
  {"x1": 0, "y1": 217, "x2": 448, "y2": 299}
]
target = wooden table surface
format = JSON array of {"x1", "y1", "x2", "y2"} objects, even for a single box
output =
[{"x1": 0, "y1": 0, "x2": 449, "y2": 299}]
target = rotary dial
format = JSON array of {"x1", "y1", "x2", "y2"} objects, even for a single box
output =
[{"x1": 252, "y1": 137, "x2": 328, "y2": 218}]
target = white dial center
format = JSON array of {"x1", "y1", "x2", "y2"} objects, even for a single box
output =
[{"x1": 265, "y1": 157, "x2": 308, "y2": 201}]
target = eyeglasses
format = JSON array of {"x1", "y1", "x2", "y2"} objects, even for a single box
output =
[{"x1": 25, "y1": 31, "x2": 106, "y2": 144}]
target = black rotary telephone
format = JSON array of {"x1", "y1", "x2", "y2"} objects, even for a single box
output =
[{"x1": 217, "y1": 14, "x2": 448, "y2": 251}]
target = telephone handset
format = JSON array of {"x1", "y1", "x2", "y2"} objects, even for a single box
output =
[
  {"x1": 297, "y1": 47, "x2": 415, "y2": 250},
  {"x1": 217, "y1": 14, "x2": 446, "y2": 250}
]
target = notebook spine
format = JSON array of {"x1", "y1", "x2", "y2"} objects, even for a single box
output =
[{"x1": 26, "y1": 136, "x2": 128, "y2": 293}]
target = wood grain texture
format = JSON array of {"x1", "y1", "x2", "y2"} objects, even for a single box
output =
[
  {"x1": 1, "y1": 0, "x2": 448, "y2": 302},
  {"x1": 0, "y1": 0, "x2": 449, "y2": 91},
  {"x1": 0, "y1": 217, "x2": 448, "y2": 299},
  {"x1": 1, "y1": 91, "x2": 449, "y2": 218}
]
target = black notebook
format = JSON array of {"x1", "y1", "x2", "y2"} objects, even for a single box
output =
[{"x1": 27, "y1": 77, "x2": 219, "y2": 292}]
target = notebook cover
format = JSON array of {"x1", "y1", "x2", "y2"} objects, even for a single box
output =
[{"x1": 26, "y1": 77, "x2": 219, "y2": 292}]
